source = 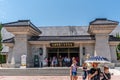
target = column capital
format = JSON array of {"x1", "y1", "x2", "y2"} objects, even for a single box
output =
[{"x1": 3, "y1": 43, "x2": 14, "y2": 48}]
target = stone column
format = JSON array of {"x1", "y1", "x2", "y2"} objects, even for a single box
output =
[
  {"x1": 43, "y1": 45, "x2": 47, "y2": 59},
  {"x1": 88, "y1": 18, "x2": 118, "y2": 61},
  {"x1": 7, "y1": 47, "x2": 13, "y2": 64},
  {"x1": 79, "y1": 44, "x2": 83, "y2": 66},
  {"x1": 110, "y1": 45, "x2": 117, "y2": 62},
  {"x1": 12, "y1": 34, "x2": 28, "y2": 68},
  {"x1": 95, "y1": 34, "x2": 111, "y2": 61}
]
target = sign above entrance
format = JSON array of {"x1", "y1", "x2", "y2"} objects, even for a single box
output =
[{"x1": 50, "y1": 42, "x2": 74, "y2": 47}]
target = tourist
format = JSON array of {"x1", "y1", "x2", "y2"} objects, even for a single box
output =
[
  {"x1": 47, "y1": 57, "x2": 51, "y2": 67},
  {"x1": 66, "y1": 57, "x2": 71, "y2": 67},
  {"x1": 64, "y1": 56, "x2": 67, "y2": 67},
  {"x1": 88, "y1": 63, "x2": 101, "y2": 80},
  {"x1": 72, "y1": 57, "x2": 76, "y2": 62},
  {"x1": 76, "y1": 57, "x2": 79, "y2": 66},
  {"x1": 51, "y1": 56, "x2": 56, "y2": 67},
  {"x1": 51, "y1": 56, "x2": 58, "y2": 67},
  {"x1": 39, "y1": 54, "x2": 43, "y2": 68},
  {"x1": 54, "y1": 57, "x2": 58, "y2": 67},
  {"x1": 58, "y1": 55, "x2": 62, "y2": 67},
  {"x1": 70, "y1": 59, "x2": 78, "y2": 80},
  {"x1": 82, "y1": 63, "x2": 88, "y2": 80},
  {"x1": 101, "y1": 66, "x2": 111, "y2": 80}
]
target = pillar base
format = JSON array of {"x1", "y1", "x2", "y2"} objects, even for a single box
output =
[{"x1": 20, "y1": 66, "x2": 26, "y2": 68}]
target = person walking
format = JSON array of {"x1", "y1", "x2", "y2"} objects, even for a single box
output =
[
  {"x1": 88, "y1": 63, "x2": 101, "y2": 80},
  {"x1": 70, "y1": 59, "x2": 78, "y2": 80},
  {"x1": 39, "y1": 54, "x2": 43, "y2": 68},
  {"x1": 82, "y1": 63, "x2": 88, "y2": 80}
]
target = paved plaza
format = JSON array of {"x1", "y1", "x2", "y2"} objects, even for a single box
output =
[{"x1": 0, "y1": 76, "x2": 120, "y2": 80}]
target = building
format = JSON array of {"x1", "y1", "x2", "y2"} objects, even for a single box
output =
[{"x1": 1, "y1": 18, "x2": 120, "y2": 68}]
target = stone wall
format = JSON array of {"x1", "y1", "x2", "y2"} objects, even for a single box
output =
[{"x1": 12, "y1": 34, "x2": 28, "y2": 67}]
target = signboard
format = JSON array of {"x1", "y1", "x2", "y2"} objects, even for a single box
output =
[
  {"x1": 21, "y1": 55, "x2": 26, "y2": 67},
  {"x1": 50, "y1": 42, "x2": 74, "y2": 47}
]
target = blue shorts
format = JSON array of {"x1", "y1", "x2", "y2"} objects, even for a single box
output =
[{"x1": 72, "y1": 72, "x2": 77, "y2": 76}]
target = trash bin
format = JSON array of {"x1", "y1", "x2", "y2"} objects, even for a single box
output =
[{"x1": 34, "y1": 55, "x2": 39, "y2": 67}]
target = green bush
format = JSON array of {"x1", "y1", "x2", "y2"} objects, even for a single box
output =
[
  {"x1": 0, "y1": 54, "x2": 6, "y2": 63},
  {"x1": 117, "y1": 53, "x2": 120, "y2": 60}
]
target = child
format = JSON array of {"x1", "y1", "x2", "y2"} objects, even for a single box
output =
[
  {"x1": 101, "y1": 66, "x2": 111, "y2": 80},
  {"x1": 70, "y1": 59, "x2": 78, "y2": 80}
]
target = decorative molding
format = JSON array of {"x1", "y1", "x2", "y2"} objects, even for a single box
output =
[
  {"x1": 3, "y1": 43, "x2": 14, "y2": 48},
  {"x1": 4, "y1": 26, "x2": 40, "y2": 36}
]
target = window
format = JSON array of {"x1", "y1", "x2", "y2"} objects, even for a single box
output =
[
  {"x1": 39, "y1": 48, "x2": 43, "y2": 55},
  {"x1": 83, "y1": 47, "x2": 85, "y2": 55}
]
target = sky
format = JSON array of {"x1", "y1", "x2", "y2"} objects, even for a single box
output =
[{"x1": 0, "y1": 0, "x2": 120, "y2": 26}]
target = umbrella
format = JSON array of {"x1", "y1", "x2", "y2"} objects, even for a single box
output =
[{"x1": 85, "y1": 56, "x2": 111, "y2": 63}]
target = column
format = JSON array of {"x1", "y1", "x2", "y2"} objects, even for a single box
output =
[
  {"x1": 43, "y1": 45, "x2": 47, "y2": 59},
  {"x1": 95, "y1": 34, "x2": 111, "y2": 61},
  {"x1": 12, "y1": 35, "x2": 28, "y2": 68},
  {"x1": 110, "y1": 45, "x2": 117, "y2": 62},
  {"x1": 7, "y1": 47, "x2": 13, "y2": 64},
  {"x1": 79, "y1": 44, "x2": 83, "y2": 66},
  {"x1": 42, "y1": 45, "x2": 47, "y2": 67}
]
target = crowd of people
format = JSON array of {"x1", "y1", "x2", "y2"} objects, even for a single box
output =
[
  {"x1": 47, "y1": 56, "x2": 79, "y2": 67},
  {"x1": 70, "y1": 58, "x2": 111, "y2": 80},
  {"x1": 44, "y1": 56, "x2": 111, "y2": 80}
]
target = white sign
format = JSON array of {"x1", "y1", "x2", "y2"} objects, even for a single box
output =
[{"x1": 21, "y1": 55, "x2": 27, "y2": 66}]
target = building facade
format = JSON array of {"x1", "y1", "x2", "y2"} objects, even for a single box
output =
[{"x1": 2, "y1": 18, "x2": 120, "y2": 68}]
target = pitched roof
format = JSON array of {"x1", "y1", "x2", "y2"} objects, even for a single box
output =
[
  {"x1": 109, "y1": 35, "x2": 120, "y2": 41},
  {"x1": 2, "y1": 20, "x2": 41, "y2": 33},
  {"x1": 2, "y1": 35, "x2": 120, "y2": 43},
  {"x1": 90, "y1": 18, "x2": 119, "y2": 25},
  {"x1": 28, "y1": 35, "x2": 95, "y2": 41},
  {"x1": 38, "y1": 26, "x2": 89, "y2": 36},
  {"x1": 2, "y1": 37, "x2": 14, "y2": 43}
]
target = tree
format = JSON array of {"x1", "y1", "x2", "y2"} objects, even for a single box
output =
[
  {"x1": 0, "y1": 24, "x2": 2, "y2": 52},
  {"x1": 0, "y1": 24, "x2": 3, "y2": 65},
  {"x1": 116, "y1": 32, "x2": 120, "y2": 39},
  {"x1": 116, "y1": 33, "x2": 120, "y2": 60}
]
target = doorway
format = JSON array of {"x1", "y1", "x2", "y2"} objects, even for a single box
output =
[{"x1": 47, "y1": 47, "x2": 79, "y2": 58}]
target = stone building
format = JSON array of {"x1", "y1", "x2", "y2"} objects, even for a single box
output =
[{"x1": 1, "y1": 18, "x2": 120, "y2": 68}]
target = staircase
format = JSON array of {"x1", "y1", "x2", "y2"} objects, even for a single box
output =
[{"x1": 0, "y1": 67, "x2": 83, "y2": 76}]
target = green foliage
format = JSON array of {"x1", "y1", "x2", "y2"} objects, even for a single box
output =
[
  {"x1": 116, "y1": 33, "x2": 120, "y2": 39},
  {"x1": 0, "y1": 24, "x2": 5, "y2": 63},
  {"x1": 118, "y1": 43, "x2": 120, "y2": 51},
  {"x1": 0, "y1": 54, "x2": 6, "y2": 63},
  {"x1": 0, "y1": 24, "x2": 2, "y2": 51},
  {"x1": 116, "y1": 33, "x2": 120, "y2": 60},
  {"x1": 117, "y1": 53, "x2": 120, "y2": 60}
]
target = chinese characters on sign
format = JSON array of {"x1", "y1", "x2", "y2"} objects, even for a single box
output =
[{"x1": 50, "y1": 42, "x2": 74, "y2": 47}]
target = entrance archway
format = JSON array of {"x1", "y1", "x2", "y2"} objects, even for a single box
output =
[{"x1": 47, "y1": 47, "x2": 80, "y2": 67}]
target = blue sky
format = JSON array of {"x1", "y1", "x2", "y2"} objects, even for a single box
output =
[{"x1": 0, "y1": 0, "x2": 120, "y2": 26}]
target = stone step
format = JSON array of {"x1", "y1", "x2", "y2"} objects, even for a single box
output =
[{"x1": 0, "y1": 67, "x2": 83, "y2": 76}]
